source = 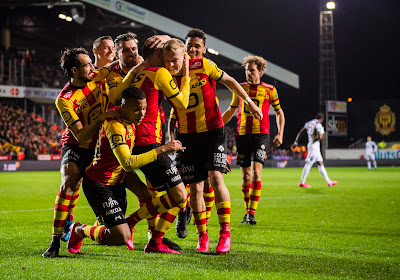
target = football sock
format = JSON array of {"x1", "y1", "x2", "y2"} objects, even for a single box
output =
[
  {"x1": 248, "y1": 181, "x2": 261, "y2": 215},
  {"x1": 82, "y1": 224, "x2": 107, "y2": 245},
  {"x1": 203, "y1": 185, "x2": 215, "y2": 220},
  {"x1": 318, "y1": 165, "x2": 331, "y2": 183},
  {"x1": 241, "y1": 183, "x2": 250, "y2": 214},
  {"x1": 193, "y1": 211, "x2": 207, "y2": 234},
  {"x1": 300, "y1": 162, "x2": 313, "y2": 183},
  {"x1": 68, "y1": 185, "x2": 80, "y2": 218},
  {"x1": 52, "y1": 192, "x2": 72, "y2": 236},
  {"x1": 153, "y1": 206, "x2": 180, "y2": 244},
  {"x1": 216, "y1": 201, "x2": 231, "y2": 234},
  {"x1": 373, "y1": 161, "x2": 377, "y2": 170},
  {"x1": 367, "y1": 161, "x2": 371, "y2": 170},
  {"x1": 126, "y1": 193, "x2": 180, "y2": 229}
]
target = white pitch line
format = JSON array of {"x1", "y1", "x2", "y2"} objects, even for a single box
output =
[
  {"x1": 231, "y1": 194, "x2": 329, "y2": 201},
  {"x1": 0, "y1": 206, "x2": 91, "y2": 214}
]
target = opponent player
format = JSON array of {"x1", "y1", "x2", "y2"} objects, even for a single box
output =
[
  {"x1": 127, "y1": 38, "x2": 191, "y2": 253},
  {"x1": 166, "y1": 29, "x2": 263, "y2": 254},
  {"x1": 365, "y1": 136, "x2": 378, "y2": 171},
  {"x1": 222, "y1": 55, "x2": 285, "y2": 225},
  {"x1": 42, "y1": 47, "x2": 119, "y2": 258},
  {"x1": 292, "y1": 113, "x2": 338, "y2": 188},
  {"x1": 67, "y1": 87, "x2": 186, "y2": 254}
]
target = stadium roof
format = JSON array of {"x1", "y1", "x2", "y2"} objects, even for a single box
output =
[{"x1": 0, "y1": 0, "x2": 299, "y2": 89}]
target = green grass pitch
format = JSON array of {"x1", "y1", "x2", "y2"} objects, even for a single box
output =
[{"x1": 0, "y1": 167, "x2": 399, "y2": 279}]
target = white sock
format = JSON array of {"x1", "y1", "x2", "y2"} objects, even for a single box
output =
[
  {"x1": 367, "y1": 161, "x2": 371, "y2": 170},
  {"x1": 300, "y1": 162, "x2": 313, "y2": 183},
  {"x1": 373, "y1": 161, "x2": 377, "y2": 170},
  {"x1": 318, "y1": 165, "x2": 331, "y2": 183}
]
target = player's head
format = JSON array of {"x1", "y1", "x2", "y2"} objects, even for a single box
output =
[
  {"x1": 163, "y1": 38, "x2": 185, "y2": 75},
  {"x1": 367, "y1": 136, "x2": 372, "y2": 141},
  {"x1": 243, "y1": 55, "x2": 266, "y2": 84},
  {"x1": 60, "y1": 47, "x2": 94, "y2": 82},
  {"x1": 185, "y1": 28, "x2": 207, "y2": 58},
  {"x1": 316, "y1": 113, "x2": 324, "y2": 122},
  {"x1": 120, "y1": 86, "x2": 147, "y2": 126},
  {"x1": 92, "y1": 36, "x2": 114, "y2": 66},
  {"x1": 114, "y1": 33, "x2": 139, "y2": 69}
]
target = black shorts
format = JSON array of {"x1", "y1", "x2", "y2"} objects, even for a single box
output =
[
  {"x1": 61, "y1": 145, "x2": 94, "y2": 178},
  {"x1": 236, "y1": 133, "x2": 270, "y2": 167},
  {"x1": 132, "y1": 143, "x2": 182, "y2": 192},
  {"x1": 176, "y1": 127, "x2": 227, "y2": 184},
  {"x1": 82, "y1": 175, "x2": 127, "y2": 229}
]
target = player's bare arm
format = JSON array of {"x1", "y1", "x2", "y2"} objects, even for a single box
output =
[
  {"x1": 69, "y1": 110, "x2": 119, "y2": 144},
  {"x1": 273, "y1": 108, "x2": 285, "y2": 147},
  {"x1": 219, "y1": 73, "x2": 263, "y2": 121},
  {"x1": 155, "y1": 140, "x2": 186, "y2": 155},
  {"x1": 292, "y1": 128, "x2": 305, "y2": 150},
  {"x1": 222, "y1": 106, "x2": 237, "y2": 125}
]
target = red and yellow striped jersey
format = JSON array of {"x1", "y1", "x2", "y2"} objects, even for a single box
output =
[
  {"x1": 231, "y1": 82, "x2": 281, "y2": 135},
  {"x1": 85, "y1": 113, "x2": 157, "y2": 185},
  {"x1": 172, "y1": 57, "x2": 224, "y2": 133},
  {"x1": 56, "y1": 68, "x2": 111, "y2": 149},
  {"x1": 131, "y1": 67, "x2": 190, "y2": 145}
]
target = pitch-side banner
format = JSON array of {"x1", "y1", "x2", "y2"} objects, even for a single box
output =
[
  {"x1": 0, "y1": 85, "x2": 60, "y2": 100},
  {"x1": 327, "y1": 113, "x2": 347, "y2": 136}
]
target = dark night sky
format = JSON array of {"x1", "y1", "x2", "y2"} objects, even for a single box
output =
[{"x1": 135, "y1": 0, "x2": 399, "y2": 142}]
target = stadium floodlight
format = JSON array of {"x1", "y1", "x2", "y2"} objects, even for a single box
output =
[
  {"x1": 58, "y1": 13, "x2": 67, "y2": 20},
  {"x1": 207, "y1": 48, "x2": 219, "y2": 55},
  {"x1": 326, "y1": 1, "x2": 336, "y2": 10},
  {"x1": 65, "y1": 16, "x2": 73, "y2": 22},
  {"x1": 71, "y1": 6, "x2": 86, "y2": 24}
]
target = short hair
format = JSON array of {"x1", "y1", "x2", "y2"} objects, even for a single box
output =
[
  {"x1": 92, "y1": 36, "x2": 113, "y2": 50},
  {"x1": 316, "y1": 113, "x2": 324, "y2": 120},
  {"x1": 121, "y1": 86, "x2": 146, "y2": 102},
  {"x1": 163, "y1": 38, "x2": 185, "y2": 53},
  {"x1": 242, "y1": 55, "x2": 267, "y2": 74},
  {"x1": 114, "y1": 33, "x2": 137, "y2": 51},
  {"x1": 60, "y1": 47, "x2": 89, "y2": 78},
  {"x1": 185, "y1": 28, "x2": 206, "y2": 44}
]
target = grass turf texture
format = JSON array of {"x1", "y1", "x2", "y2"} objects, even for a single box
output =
[{"x1": 0, "y1": 167, "x2": 399, "y2": 279}]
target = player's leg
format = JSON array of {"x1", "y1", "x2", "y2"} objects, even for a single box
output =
[
  {"x1": 42, "y1": 161, "x2": 80, "y2": 258},
  {"x1": 299, "y1": 144, "x2": 314, "y2": 188},
  {"x1": 317, "y1": 161, "x2": 337, "y2": 187},
  {"x1": 203, "y1": 178, "x2": 215, "y2": 222},
  {"x1": 209, "y1": 170, "x2": 231, "y2": 254},
  {"x1": 190, "y1": 180, "x2": 209, "y2": 252},
  {"x1": 370, "y1": 154, "x2": 377, "y2": 170},
  {"x1": 240, "y1": 167, "x2": 251, "y2": 222},
  {"x1": 176, "y1": 184, "x2": 191, "y2": 238},
  {"x1": 247, "y1": 161, "x2": 263, "y2": 225}
]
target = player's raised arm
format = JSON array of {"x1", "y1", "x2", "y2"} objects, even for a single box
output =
[{"x1": 219, "y1": 73, "x2": 263, "y2": 121}]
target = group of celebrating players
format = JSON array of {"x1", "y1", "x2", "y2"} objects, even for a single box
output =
[{"x1": 42, "y1": 28, "x2": 287, "y2": 258}]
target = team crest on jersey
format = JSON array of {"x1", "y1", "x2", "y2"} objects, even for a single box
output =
[
  {"x1": 375, "y1": 104, "x2": 396, "y2": 135},
  {"x1": 62, "y1": 90, "x2": 73, "y2": 99}
]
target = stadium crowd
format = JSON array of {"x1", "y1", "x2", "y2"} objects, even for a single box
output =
[{"x1": 0, "y1": 99, "x2": 63, "y2": 159}]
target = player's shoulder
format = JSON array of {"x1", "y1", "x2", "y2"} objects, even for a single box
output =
[
  {"x1": 56, "y1": 83, "x2": 76, "y2": 100},
  {"x1": 189, "y1": 57, "x2": 204, "y2": 70},
  {"x1": 260, "y1": 82, "x2": 276, "y2": 91}
]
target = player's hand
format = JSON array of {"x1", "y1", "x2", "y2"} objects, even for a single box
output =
[
  {"x1": 144, "y1": 35, "x2": 171, "y2": 49},
  {"x1": 273, "y1": 134, "x2": 283, "y2": 147},
  {"x1": 157, "y1": 140, "x2": 186, "y2": 154},
  {"x1": 248, "y1": 102, "x2": 263, "y2": 121},
  {"x1": 182, "y1": 53, "x2": 189, "y2": 77}
]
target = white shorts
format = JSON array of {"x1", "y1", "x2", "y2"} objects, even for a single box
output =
[
  {"x1": 305, "y1": 141, "x2": 323, "y2": 164},
  {"x1": 366, "y1": 153, "x2": 375, "y2": 161}
]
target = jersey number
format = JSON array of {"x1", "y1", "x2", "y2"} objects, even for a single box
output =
[
  {"x1": 244, "y1": 99, "x2": 259, "y2": 114},
  {"x1": 187, "y1": 92, "x2": 199, "y2": 109}
]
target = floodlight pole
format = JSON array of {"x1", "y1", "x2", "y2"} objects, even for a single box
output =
[{"x1": 319, "y1": 1, "x2": 337, "y2": 154}]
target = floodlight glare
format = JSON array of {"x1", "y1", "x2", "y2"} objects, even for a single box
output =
[
  {"x1": 65, "y1": 16, "x2": 73, "y2": 22},
  {"x1": 326, "y1": 2, "x2": 336, "y2": 10},
  {"x1": 208, "y1": 48, "x2": 219, "y2": 55},
  {"x1": 58, "y1": 14, "x2": 66, "y2": 19}
]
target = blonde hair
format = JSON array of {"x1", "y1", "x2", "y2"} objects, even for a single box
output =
[
  {"x1": 242, "y1": 55, "x2": 267, "y2": 74},
  {"x1": 163, "y1": 38, "x2": 185, "y2": 53}
]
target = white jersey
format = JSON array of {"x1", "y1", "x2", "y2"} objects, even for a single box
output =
[
  {"x1": 304, "y1": 119, "x2": 324, "y2": 145},
  {"x1": 365, "y1": 141, "x2": 377, "y2": 154}
]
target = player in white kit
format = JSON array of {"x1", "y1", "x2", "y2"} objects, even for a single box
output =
[
  {"x1": 365, "y1": 136, "x2": 378, "y2": 170},
  {"x1": 292, "y1": 113, "x2": 338, "y2": 188}
]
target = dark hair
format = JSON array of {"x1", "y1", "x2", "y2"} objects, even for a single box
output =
[
  {"x1": 142, "y1": 42, "x2": 158, "y2": 59},
  {"x1": 60, "y1": 47, "x2": 89, "y2": 78},
  {"x1": 114, "y1": 33, "x2": 137, "y2": 51},
  {"x1": 121, "y1": 86, "x2": 146, "y2": 102},
  {"x1": 185, "y1": 28, "x2": 206, "y2": 44},
  {"x1": 316, "y1": 113, "x2": 324, "y2": 120},
  {"x1": 93, "y1": 35, "x2": 113, "y2": 49}
]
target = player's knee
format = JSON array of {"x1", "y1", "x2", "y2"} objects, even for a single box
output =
[{"x1": 170, "y1": 184, "x2": 187, "y2": 205}]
